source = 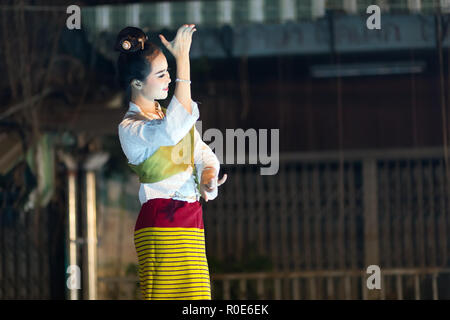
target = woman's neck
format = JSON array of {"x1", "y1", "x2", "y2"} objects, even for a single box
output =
[{"x1": 131, "y1": 94, "x2": 157, "y2": 114}]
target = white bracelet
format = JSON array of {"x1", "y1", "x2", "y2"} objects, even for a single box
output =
[{"x1": 176, "y1": 78, "x2": 191, "y2": 84}]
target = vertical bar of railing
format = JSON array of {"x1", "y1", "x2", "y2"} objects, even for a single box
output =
[
  {"x1": 381, "y1": 161, "x2": 391, "y2": 268},
  {"x1": 393, "y1": 162, "x2": 402, "y2": 267},
  {"x1": 290, "y1": 166, "x2": 301, "y2": 270},
  {"x1": 362, "y1": 274, "x2": 367, "y2": 300},
  {"x1": 226, "y1": 172, "x2": 234, "y2": 257},
  {"x1": 12, "y1": 206, "x2": 18, "y2": 299},
  {"x1": 309, "y1": 277, "x2": 316, "y2": 299},
  {"x1": 404, "y1": 162, "x2": 414, "y2": 267},
  {"x1": 348, "y1": 165, "x2": 358, "y2": 298},
  {"x1": 239, "y1": 278, "x2": 246, "y2": 300},
  {"x1": 283, "y1": 278, "x2": 290, "y2": 299},
  {"x1": 302, "y1": 166, "x2": 312, "y2": 270},
  {"x1": 414, "y1": 274, "x2": 420, "y2": 300},
  {"x1": 18, "y1": 211, "x2": 27, "y2": 299},
  {"x1": 426, "y1": 161, "x2": 437, "y2": 266},
  {"x1": 257, "y1": 277, "x2": 265, "y2": 299},
  {"x1": 30, "y1": 211, "x2": 40, "y2": 298},
  {"x1": 396, "y1": 274, "x2": 403, "y2": 300},
  {"x1": 363, "y1": 158, "x2": 380, "y2": 299},
  {"x1": 337, "y1": 164, "x2": 346, "y2": 274},
  {"x1": 344, "y1": 276, "x2": 351, "y2": 300},
  {"x1": 324, "y1": 165, "x2": 334, "y2": 272},
  {"x1": 215, "y1": 172, "x2": 224, "y2": 260},
  {"x1": 326, "y1": 276, "x2": 334, "y2": 299},
  {"x1": 223, "y1": 279, "x2": 230, "y2": 300},
  {"x1": 41, "y1": 202, "x2": 50, "y2": 298},
  {"x1": 312, "y1": 166, "x2": 322, "y2": 296},
  {"x1": 280, "y1": 168, "x2": 289, "y2": 271},
  {"x1": 255, "y1": 171, "x2": 265, "y2": 256},
  {"x1": 228, "y1": 168, "x2": 237, "y2": 257},
  {"x1": 274, "y1": 278, "x2": 282, "y2": 300},
  {"x1": 269, "y1": 171, "x2": 279, "y2": 270},
  {"x1": 246, "y1": 168, "x2": 256, "y2": 258},
  {"x1": 237, "y1": 170, "x2": 244, "y2": 261},
  {"x1": 415, "y1": 164, "x2": 426, "y2": 267},
  {"x1": 292, "y1": 277, "x2": 300, "y2": 300},
  {"x1": 437, "y1": 160, "x2": 448, "y2": 265},
  {"x1": 443, "y1": 160, "x2": 450, "y2": 267},
  {"x1": 432, "y1": 273, "x2": 438, "y2": 300}
]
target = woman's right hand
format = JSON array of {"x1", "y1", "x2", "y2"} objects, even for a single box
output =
[
  {"x1": 159, "y1": 24, "x2": 196, "y2": 59},
  {"x1": 200, "y1": 167, "x2": 228, "y2": 202}
]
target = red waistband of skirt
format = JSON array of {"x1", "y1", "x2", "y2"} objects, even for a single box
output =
[{"x1": 134, "y1": 198, "x2": 203, "y2": 231}]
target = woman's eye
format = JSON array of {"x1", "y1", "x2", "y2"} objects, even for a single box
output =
[{"x1": 159, "y1": 68, "x2": 170, "y2": 78}]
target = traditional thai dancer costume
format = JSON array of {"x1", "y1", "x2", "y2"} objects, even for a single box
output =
[{"x1": 118, "y1": 95, "x2": 220, "y2": 300}]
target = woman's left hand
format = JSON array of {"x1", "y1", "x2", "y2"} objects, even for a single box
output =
[
  {"x1": 159, "y1": 24, "x2": 196, "y2": 59},
  {"x1": 200, "y1": 167, "x2": 227, "y2": 202}
]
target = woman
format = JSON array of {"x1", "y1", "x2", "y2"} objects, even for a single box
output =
[{"x1": 116, "y1": 25, "x2": 227, "y2": 300}]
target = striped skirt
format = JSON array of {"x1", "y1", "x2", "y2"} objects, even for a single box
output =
[{"x1": 134, "y1": 198, "x2": 211, "y2": 300}]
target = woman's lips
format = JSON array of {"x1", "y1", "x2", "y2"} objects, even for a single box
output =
[{"x1": 163, "y1": 87, "x2": 168, "y2": 91}]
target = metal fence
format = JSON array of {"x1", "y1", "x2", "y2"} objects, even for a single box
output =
[
  {"x1": 98, "y1": 267, "x2": 450, "y2": 300},
  {"x1": 210, "y1": 268, "x2": 450, "y2": 299},
  {"x1": 205, "y1": 148, "x2": 449, "y2": 271}
]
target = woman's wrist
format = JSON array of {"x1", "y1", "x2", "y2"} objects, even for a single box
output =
[
  {"x1": 202, "y1": 167, "x2": 217, "y2": 176},
  {"x1": 175, "y1": 55, "x2": 189, "y2": 63},
  {"x1": 176, "y1": 78, "x2": 191, "y2": 84},
  {"x1": 175, "y1": 55, "x2": 190, "y2": 82}
]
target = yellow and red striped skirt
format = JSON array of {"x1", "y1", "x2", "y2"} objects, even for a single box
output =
[{"x1": 134, "y1": 198, "x2": 211, "y2": 300}]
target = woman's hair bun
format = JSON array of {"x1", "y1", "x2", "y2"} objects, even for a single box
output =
[{"x1": 114, "y1": 26, "x2": 148, "y2": 53}]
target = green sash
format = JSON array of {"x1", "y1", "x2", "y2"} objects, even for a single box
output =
[{"x1": 128, "y1": 107, "x2": 199, "y2": 188}]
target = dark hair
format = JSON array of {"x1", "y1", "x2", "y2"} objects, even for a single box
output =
[{"x1": 114, "y1": 27, "x2": 162, "y2": 92}]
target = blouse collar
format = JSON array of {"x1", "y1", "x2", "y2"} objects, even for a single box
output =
[{"x1": 128, "y1": 101, "x2": 165, "y2": 120}]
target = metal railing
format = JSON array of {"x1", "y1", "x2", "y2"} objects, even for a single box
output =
[{"x1": 98, "y1": 267, "x2": 450, "y2": 300}]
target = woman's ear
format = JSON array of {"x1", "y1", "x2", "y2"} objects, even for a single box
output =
[{"x1": 131, "y1": 79, "x2": 143, "y2": 90}]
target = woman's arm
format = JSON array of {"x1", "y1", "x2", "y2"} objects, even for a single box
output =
[
  {"x1": 159, "y1": 24, "x2": 197, "y2": 114},
  {"x1": 193, "y1": 127, "x2": 227, "y2": 201},
  {"x1": 174, "y1": 55, "x2": 192, "y2": 114}
]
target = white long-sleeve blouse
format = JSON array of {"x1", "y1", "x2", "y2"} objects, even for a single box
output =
[{"x1": 118, "y1": 95, "x2": 221, "y2": 205}]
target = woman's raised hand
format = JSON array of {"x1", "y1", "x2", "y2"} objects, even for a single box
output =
[{"x1": 159, "y1": 24, "x2": 197, "y2": 59}]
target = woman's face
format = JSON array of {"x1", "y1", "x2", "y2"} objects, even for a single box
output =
[{"x1": 141, "y1": 52, "x2": 171, "y2": 100}]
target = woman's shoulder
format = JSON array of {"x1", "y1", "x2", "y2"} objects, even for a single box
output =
[{"x1": 120, "y1": 110, "x2": 164, "y2": 129}]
